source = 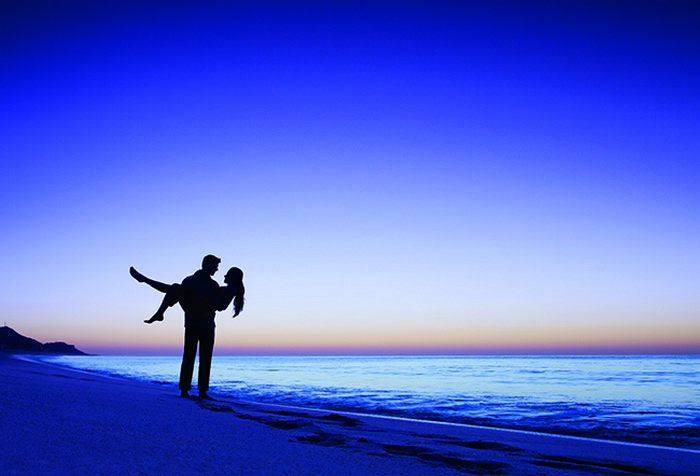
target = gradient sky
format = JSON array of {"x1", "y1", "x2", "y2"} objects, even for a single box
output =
[{"x1": 2, "y1": 1, "x2": 698, "y2": 355}]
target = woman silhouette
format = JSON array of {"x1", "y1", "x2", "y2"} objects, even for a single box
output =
[
  {"x1": 129, "y1": 266, "x2": 245, "y2": 322},
  {"x1": 130, "y1": 261, "x2": 245, "y2": 399}
]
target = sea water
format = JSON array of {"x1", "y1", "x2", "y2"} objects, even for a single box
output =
[{"x1": 36, "y1": 354, "x2": 700, "y2": 450}]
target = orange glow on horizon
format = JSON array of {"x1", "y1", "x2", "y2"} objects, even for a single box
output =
[{"x1": 84, "y1": 339, "x2": 700, "y2": 356}]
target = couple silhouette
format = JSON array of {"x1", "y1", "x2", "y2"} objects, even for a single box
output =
[{"x1": 130, "y1": 255, "x2": 245, "y2": 400}]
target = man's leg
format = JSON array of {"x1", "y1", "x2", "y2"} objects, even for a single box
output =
[
  {"x1": 179, "y1": 327, "x2": 199, "y2": 397},
  {"x1": 197, "y1": 328, "x2": 215, "y2": 400}
]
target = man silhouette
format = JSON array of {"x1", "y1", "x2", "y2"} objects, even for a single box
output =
[
  {"x1": 176, "y1": 254, "x2": 222, "y2": 400},
  {"x1": 130, "y1": 254, "x2": 232, "y2": 400}
]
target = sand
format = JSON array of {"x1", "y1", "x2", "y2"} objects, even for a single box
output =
[{"x1": 1, "y1": 354, "x2": 698, "y2": 476}]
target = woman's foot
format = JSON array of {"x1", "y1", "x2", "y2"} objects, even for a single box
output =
[
  {"x1": 129, "y1": 267, "x2": 146, "y2": 283},
  {"x1": 144, "y1": 313, "x2": 164, "y2": 324}
]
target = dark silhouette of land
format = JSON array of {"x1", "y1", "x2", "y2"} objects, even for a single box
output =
[{"x1": 0, "y1": 326, "x2": 88, "y2": 355}]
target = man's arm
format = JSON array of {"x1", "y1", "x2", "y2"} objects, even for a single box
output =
[
  {"x1": 182, "y1": 274, "x2": 218, "y2": 300},
  {"x1": 210, "y1": 286, "x2": 236, "y2": 311},
  {"x1": 182, "y1": 274, "x2": 232, "y2": 310}
]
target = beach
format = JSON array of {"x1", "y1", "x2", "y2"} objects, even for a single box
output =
[{"x1": 1, "y1": 354, "x2": 698, "y2": 476}]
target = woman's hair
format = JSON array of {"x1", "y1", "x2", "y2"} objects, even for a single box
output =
[{"x1": 228, "y1": 267, "x2": 245, "y2": 316}]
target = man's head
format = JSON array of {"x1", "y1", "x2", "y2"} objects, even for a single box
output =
[{"x1": 201, "y1": 254, "x2": 221, "y2": 276}]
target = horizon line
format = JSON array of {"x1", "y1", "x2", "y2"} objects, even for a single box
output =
[{"x1": 82, "y1": 344, "x2": 700, "y2": 357}]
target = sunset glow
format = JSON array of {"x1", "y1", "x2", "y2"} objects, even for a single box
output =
[{"x1": 2, "y1": 2, "x2": 698, "y2": 355}]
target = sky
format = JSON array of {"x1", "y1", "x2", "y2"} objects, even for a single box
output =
[{"x1": 1, "y1": 1, "x2": 699, "y2": 355}]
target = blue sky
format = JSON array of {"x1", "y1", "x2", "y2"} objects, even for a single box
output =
[{"x1": 1, "y1": 1, "x2": 698, "y2": 354}]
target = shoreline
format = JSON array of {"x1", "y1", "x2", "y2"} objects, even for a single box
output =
[
  {"x1": 2, "y1": 354, "x2": 698, "y2": 475},
  {"x1": 19, "y1": 353, "x2": 700, "y2": 454},
  {"x1": 24, "y1": 352, "x2": 700, "y2": 452}
]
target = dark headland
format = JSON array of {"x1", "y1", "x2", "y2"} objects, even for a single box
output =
[{"x1": 0, "y1": 325, "x2": 87, "y2": 355}]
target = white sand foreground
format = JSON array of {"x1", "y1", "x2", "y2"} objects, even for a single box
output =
[{"x1": 1, "y1": 354, "x2": 698, "y2": 476}]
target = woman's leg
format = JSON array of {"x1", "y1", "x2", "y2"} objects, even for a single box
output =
[
  {"x1": 145, "y1": 284, "x2": 183, "y2": 324},
  {"x1": 130, "y1": 267, "x2": 171, "y2": 293}
]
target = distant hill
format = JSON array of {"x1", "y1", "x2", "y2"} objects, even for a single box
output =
[{"x1": 0, "y1": 326, "x2": 88, "y2": 355}]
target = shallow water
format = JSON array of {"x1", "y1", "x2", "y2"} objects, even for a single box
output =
[{"x1": 38, "y1": 354, "x2": 700, "y2": 450}]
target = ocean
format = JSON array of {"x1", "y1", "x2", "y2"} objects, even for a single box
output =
[{"x1": 36, "y1": 354, "x2": 700, "y2": 450}]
